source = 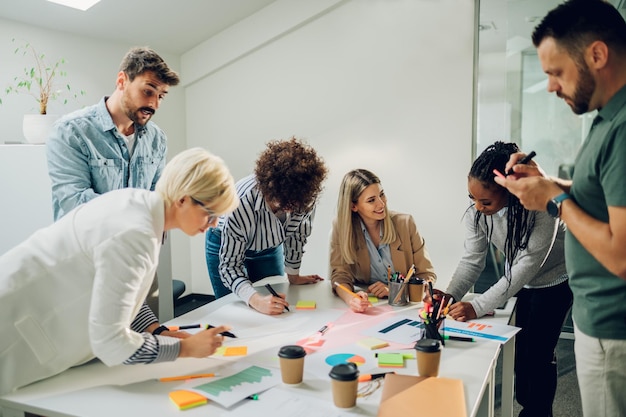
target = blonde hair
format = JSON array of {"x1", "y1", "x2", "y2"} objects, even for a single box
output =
[
  {"x1": 155, "y1": 148, "x2": 238, "y2": 215},
  {"x1": 335, "y1": 169, "x2": 396, "y2": 264}
]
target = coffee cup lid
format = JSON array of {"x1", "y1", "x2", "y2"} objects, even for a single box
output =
[
  {"x1": 278, "y1": 345, "x2": 306, "y2": 359},
  {"x1": 414, "y1": 338, "x2": 441, "y2": 352},
  {"x1": 328, "y1": 363, "x2": 359, "y2": 381}
]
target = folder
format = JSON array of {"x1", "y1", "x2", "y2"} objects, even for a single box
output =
[{"x1": 377, "y1": 374, "x2": 466, "y2": 417}]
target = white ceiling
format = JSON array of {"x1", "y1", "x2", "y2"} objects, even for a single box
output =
[{"x1": 0, "y1": 0, "x2": 277, "y2": 55}]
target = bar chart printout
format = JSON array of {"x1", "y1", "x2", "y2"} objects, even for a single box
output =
[{"x1": 191, "y1": 365, "x2": 281, "y2": 407}]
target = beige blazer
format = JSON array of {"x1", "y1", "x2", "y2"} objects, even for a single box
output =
[{"x1": 329, "y1": 211, "x2": 436, "y2": 292}]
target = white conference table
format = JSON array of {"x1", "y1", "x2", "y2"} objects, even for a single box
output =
[{"x1": 0, "y1": 279, "x2": 516, "y2": 417}]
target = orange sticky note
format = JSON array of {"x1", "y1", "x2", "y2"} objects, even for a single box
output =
[
  {"x1": 169, "y1": 390, "x2": 208, "y2": 410},
  {"x1": 224, "y1": 346, "x2": 248, "y2": 356}
]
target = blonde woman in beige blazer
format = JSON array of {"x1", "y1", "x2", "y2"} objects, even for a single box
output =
[{"x1": 329, "y1": 169, "x2": 436, "y2": 312}]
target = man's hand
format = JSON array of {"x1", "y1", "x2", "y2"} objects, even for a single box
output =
[{"x1": 494, "y1": 175, "x2": 563, "y2": 212}]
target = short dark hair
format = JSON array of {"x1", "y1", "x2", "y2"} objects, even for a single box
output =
[
  {"x1": 119, "y1": 47, "x2": 180, "y2": 86},
  {"x1": 532, "y1": 0, "x2": 626, "y2": 61},
  {"x1": 255, "y1": 137, "x2": 327, "y2": 213}
]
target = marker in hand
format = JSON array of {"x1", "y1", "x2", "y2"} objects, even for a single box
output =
[{"x1": 507, "y1": 151, "x2": 536, "y2": 175}]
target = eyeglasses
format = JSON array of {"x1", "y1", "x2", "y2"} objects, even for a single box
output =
[{"x1": 189, "y1": 196, "x2": 218, "y2": 223}]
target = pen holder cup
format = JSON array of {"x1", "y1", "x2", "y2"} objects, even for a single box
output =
[
  {"x1": 423, "y1": 317, "x2": 445, "y2": 344},
  {"x1": 408, "y1": 278, "x2": 424, "y2": 302},
  {"x1": 388, "y1": 281, "x2": 409, "y2": 306}
]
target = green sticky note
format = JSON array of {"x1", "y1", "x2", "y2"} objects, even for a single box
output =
[
  {"x1": 377, "y1": 353, "x2": 404, "y2": 367},
  {"x1": 296, "y1": 300, "x2": 316, "y2": 309},
  {"x1": 368, "y1": 295, "x2": 379, "y2": 303}
]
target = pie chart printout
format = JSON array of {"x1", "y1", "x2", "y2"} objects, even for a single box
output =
[{"x1": 324, "y1": 353, "x2": 366, "y2": 367}]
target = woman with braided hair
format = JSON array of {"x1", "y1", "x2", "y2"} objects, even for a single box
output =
[{"x1": 427, "y1": 141, "x2": 572, "y2": 417}]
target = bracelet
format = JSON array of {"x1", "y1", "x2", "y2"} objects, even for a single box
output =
[{"x1": 152, "y1": 325, "x2": 169, "y2": 335}]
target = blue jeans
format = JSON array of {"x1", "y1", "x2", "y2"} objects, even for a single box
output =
[{"x1": 205, "y1": 228, "x2": 284, "y2": 299}]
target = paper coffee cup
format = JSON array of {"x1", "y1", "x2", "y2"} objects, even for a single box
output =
[
  {"x1": 278, "y1": 345, "x2": 306, "y2": 385},
  {"x1": 408, "y1": 278, "x2": 424, "y2": 302},
  {"x1": 329, "y1": 363, "x2": 359, "y2": 408},
  {"x1": 414, "y1": 338, "x2": 442, "y2": 377}
]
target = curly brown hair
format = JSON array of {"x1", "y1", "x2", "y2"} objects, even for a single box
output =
[{"x1": 255, "y1": 137, "x2": 328, "y2": 213}]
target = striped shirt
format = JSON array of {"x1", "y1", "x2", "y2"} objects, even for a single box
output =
[
  {"x1": 216, "y1": 174, "x2": 315, "y2": 304},
  {"x1": 122, "y1": 302, "x2": 180, "y2": 364}
]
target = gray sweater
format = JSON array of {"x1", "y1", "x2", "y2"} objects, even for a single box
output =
[{"x1": 445, "y1": 206, "x2": 567, "y2": 318}]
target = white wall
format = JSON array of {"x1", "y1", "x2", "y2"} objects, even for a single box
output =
[
  {"x1": 0, "y1": 19, "x2": 187, "y2": 285},
  {"x1": 181, "y1": 0, "x2": 475, "y2": 294}
]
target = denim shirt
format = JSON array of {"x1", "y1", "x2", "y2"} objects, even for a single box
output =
[{"x1": 47, "y1": 97, "x2": 167, "y2": 220}]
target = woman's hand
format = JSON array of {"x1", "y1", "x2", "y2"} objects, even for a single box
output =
[
  {"x1": 178, "y1": 325, "x2": 229, "y2": 358},
  {"x1": 348, "y1": 291, "x2": 371, "y2": 313},
  {"x1": 367, "y1": 281, "x2": 389, "y2": 299},
  {"x1": 159, "y1": 330, "x2": 191, "y2": 339},
  {"x1": 447, "y1": 301, "x2": 477, "y2": 322},
  {"x1": 249, "y1": 292, "x2": 289, "y2": 315},
  {"x1": 423, "y1": 288, "x2": 448, "y2": 305},
  {"x1": 287, "y1": 274, "x2": 324, "y2": 285}
]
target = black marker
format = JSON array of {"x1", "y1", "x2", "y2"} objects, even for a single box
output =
[
  {"x1": 265, "y1": 283, "x2": 290, "y2": 312},
  {"x1": 507, "y1": 151, "x2": 536, "y2": 175}
]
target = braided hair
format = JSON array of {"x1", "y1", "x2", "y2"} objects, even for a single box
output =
[{"x1": 469, "y1": 141, "x2": 536, "y2": 285}]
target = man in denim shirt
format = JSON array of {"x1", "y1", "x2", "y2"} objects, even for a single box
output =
[
  {"x1": 47, "y1": 47, "x2": 180, "y2": 221},
  {"x1": 46, "y1": 47, "x2": 180, "y2": 327}
]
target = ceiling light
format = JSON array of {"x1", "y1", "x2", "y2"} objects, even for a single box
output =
[{"x1": 47, "y1": 0, "x2": 101, "y2": 11}]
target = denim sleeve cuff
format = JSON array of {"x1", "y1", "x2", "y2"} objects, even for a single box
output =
[{"x1": 154, "y1": 336, "x2": 181, "y2": 363}]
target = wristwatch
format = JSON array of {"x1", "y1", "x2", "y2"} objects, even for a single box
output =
[{"x1": 546, "y1": 193, "x2": 570, "y2": 218}]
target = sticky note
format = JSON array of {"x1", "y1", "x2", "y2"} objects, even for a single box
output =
[
  {"x1": 357, "y1": 337, "x2": 389, "y2": 350},
  {"x1": 223, "y1": 346, "x2": 247, "y2": 356},
  {"x1": 368, "y1": 296, "x2": 379, "y2": 304},
  {"x1": 169, "y1": 390, "x2": 208, "y2": 410},
  {"x1": 296, "y1": 300, "x2": 316, "y2": 309},
  {"x1": 377, "y1": 353, "x2": 405, "y2": 368}
]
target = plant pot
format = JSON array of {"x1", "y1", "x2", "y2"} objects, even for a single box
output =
[{"x1": 23, "y1": 114, "x2": 60, "y2": 144}]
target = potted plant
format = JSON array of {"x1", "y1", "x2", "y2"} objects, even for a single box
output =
[{"x1": 1, "y1": 39, "x2": 85, "y2": 143}]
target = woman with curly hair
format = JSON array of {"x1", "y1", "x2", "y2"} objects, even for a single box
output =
[
  {"x1": 330, "y1": 169, "x2": 436, "y2": 313},
  {"x1": 428, "y1": 141, "x2": 572, "y2": 417},
  {"x1": 205, "y1": 137, "x2": 328, "y2": 315}
]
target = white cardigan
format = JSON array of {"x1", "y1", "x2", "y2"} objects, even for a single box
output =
[{"x1": 0, "y1": 188, "x2": 164, "y2": 395}]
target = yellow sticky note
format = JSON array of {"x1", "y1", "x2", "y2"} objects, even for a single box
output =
[
  {"x1": 296, "y1": 300, "x2": 316, "y2": 309},
  {"x1": 368, "y1": 296, "x2": 379, "y2": 304},
  {"x1": 357, "y1": 337, "x2": 389, "y2": 350},
  {"x1": 224, "y1": 346, "x2": 248, "y2": 356},
  {"x1": 213, "y1": 346, "x2": 227, "y2": 356}
]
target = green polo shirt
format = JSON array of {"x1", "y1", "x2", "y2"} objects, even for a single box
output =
[{"x1": 568, "y1": 84, "x2": 626, "y2": 339}]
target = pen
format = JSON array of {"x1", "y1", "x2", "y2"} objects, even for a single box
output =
[
  {"x1": 159, "y1": 373, "x2": 216, "y2": 382},
  {"x1": 167, "y1": 324, "x2": 237, "y2": 338},
  {"x1": 443, "y1": 335, "x2": 475, "y2": 342},
  {"x1": 318, "y1": 325, "x2": 329, "y2": 335},
  {"x1": 358, "y1": 371, "x2": 395, "y2": 382},
  {"x1": 507, "y1": 150, "x2": 536, "y2": 175},
  {"x1": 334, "y1": 282, "x2": 360, "y2": 298},
  {"x1": 265, "y1": 283, "x2": 290, "y2": 312},
  {"x1": 246, "y1": 394, "x2": 259, "y2": 400}
]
